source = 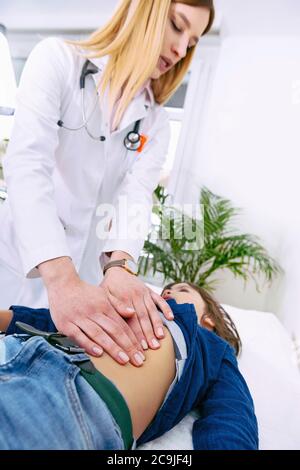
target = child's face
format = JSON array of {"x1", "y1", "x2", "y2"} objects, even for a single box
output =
[{"x1": 161, "y1": 283, "x2": 215, "y2": 330}]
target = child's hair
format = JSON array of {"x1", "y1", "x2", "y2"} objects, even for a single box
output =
[{"x1": 162, "y1": 281, "x2": 242, "y2": 356}]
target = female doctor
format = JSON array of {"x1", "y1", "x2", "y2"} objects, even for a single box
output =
[{"x1": 0, "y1": 0, "x2": 214, "y2": 366}]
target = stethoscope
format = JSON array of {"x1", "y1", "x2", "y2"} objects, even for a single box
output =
[{"x1": 57, "y1": 59, "x2": 143, "y2": 151}]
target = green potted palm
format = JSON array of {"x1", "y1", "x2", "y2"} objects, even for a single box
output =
[{"x1": 138, "y1": 185, "x2": 282, "y2": 292}]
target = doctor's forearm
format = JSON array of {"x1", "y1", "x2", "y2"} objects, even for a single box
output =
[{"x1": 38, "y1": 256, "x2": 78, "y2": 289}]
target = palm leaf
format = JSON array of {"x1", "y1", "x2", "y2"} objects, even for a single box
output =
[{"x1": 139, "y1": 185, "x2": 283, "y2": 292}]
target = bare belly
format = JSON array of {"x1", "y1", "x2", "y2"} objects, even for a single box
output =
[{"x1": 88, "y1": 325, "x2": 176, "y2": 439}]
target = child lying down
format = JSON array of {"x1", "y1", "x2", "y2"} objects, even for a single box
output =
[{"x1": 0, "y1": 281, "x2": 258, "y2": 450}]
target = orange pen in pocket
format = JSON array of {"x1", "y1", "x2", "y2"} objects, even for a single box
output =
[{"x1": 137, "y1": 134, "x2": 148, "y2": 153}]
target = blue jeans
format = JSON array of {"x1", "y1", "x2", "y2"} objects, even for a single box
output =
[{"x1": 0, "y1": 334, "x2": 126, "y2": 450}]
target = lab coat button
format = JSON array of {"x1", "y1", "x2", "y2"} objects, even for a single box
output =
[{"x1": 100, "y1": 136, "x2": 106, "y2": 142}]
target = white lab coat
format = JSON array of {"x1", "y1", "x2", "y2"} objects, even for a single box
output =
[{"x1": 0, "y1": 37, "x2": 170, "y2": 308}]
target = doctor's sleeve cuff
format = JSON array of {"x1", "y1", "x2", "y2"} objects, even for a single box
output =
[
  {"x1": 99, "y1": 239, "x2": 143, "y2": 272},
  {"x1": 23, "y1": 240, "x2": 72, "y2": 279}
]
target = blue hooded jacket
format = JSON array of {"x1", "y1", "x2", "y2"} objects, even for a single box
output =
[
  {"x1": 7, "y1": 299, "x2": 258, "y2": 450},
  {"x1": 137, "y1": 299, "x2": 259, "y2": 450}
]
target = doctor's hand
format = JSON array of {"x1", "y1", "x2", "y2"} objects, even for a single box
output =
[
  {"x1": 38, "y1": 257, "x2": 146, "y2": 366},
  {"x1": 100, "y1": 266, "x2": 174, "y2": 351}
]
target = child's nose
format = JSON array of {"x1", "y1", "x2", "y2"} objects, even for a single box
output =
[{"x1": 162, "y1": 289, "x2": 172, "y2": 299}]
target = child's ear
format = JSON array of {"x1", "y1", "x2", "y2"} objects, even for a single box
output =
[{"x1": 202, "y1": 316, "x2": 215, "y2": 330}]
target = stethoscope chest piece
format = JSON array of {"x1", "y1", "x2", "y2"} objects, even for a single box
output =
[{"x1": 124, "y1": 130, "x2": 141, "y2": 151}]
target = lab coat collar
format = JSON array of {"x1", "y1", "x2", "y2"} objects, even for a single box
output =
[
  {"x1": 88, "y1": 55, "x2": 154, "y2": 106},
  {"x1": 87, "y1": 55, "x2": 155, "y2": 131}
]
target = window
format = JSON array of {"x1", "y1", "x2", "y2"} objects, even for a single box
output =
[
  {"x1": 165, "y1": 38, "x2": 221, "y2": 201},
  {"x1": 161, "y1": 72, "x2": 191, "y2": 186}
]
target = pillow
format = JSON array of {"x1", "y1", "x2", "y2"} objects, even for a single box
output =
[
  {"x1": 224, "y1": 304, "x2": 300, "y2": 450},
  {"x1": 139, "y1": 283, "x2": 300, "y2": 450}
]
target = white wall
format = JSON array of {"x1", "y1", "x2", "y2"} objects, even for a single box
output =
[
  {"x1": 0, "y1": 0, "x2": 119, "y2": 30},
  {"x1": 196, "y1": 37, "x2": 300, "y2": 333},
  {"x1": 215, "y1": 0, "x2": 300, "y2": 36},
  {"x1": 170, "y1": 0, "x2": 300, "y2": 339}
]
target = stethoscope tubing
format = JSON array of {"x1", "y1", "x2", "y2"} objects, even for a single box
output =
[{"x1": 57, "y1": 60, "x2": 142, "y2": 150}]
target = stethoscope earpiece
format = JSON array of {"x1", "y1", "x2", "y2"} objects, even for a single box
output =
[{"x1": 57, "y1": 60, "x2": 143, "y2": 150}]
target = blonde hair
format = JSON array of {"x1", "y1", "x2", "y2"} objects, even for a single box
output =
[{"x1": 68, "y1": 0, "x2": 214, "y2": 130}]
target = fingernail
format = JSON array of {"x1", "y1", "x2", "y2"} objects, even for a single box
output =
[
  {"x1": 169, "y1": 311, "x2": 174, "y2": 319},
  {"x1": 118, "y1": 351, "x2": 130, "y2": 363},
  {"x1": 134, "y1": 353, "x2": 144, "y2": 365},
  {"x1": 126, "y1": 307, "x2": 135, "y2": 313},
  {"x1": 157, "y1": 327, "x2": 164, "y2": 338},
  {"x1": 92, "y1": 347, "x2": 103, "y2": 356},
  {"x1": 151, "y1": 338, "x2": 160, "y2": 348},
  {"x1": 139, "y1": 351, "x2": 146, "y2": 361},
  {"x1": 141, "y1": 339, "x2": 148, "y2": 350}
]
